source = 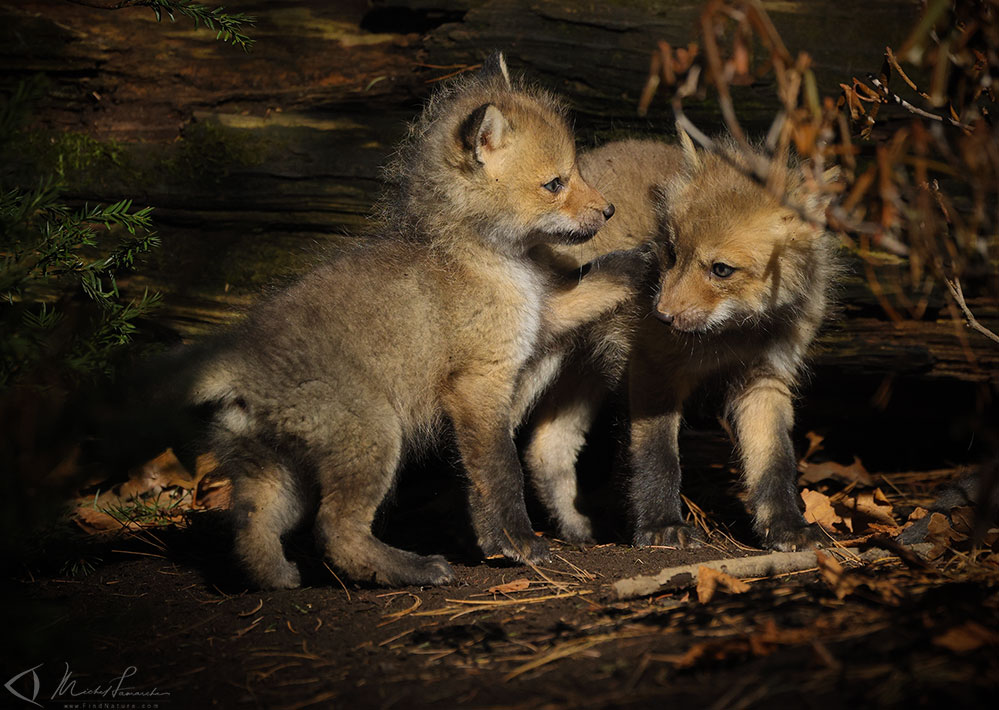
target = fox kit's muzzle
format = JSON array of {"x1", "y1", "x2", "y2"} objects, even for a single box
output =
[{"x1": 557, "y1": 199, "x2": 615, "y2": 245}]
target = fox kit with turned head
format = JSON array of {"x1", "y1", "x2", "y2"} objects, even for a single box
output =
[
  {"x1": 525, "y1": 134, "x2": 838, "y2": 551},
  {"x1": 186, "y1": 53, "x2": 630, "y2": 589}
]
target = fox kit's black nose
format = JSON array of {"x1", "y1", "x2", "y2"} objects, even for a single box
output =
[
  {"x1": 654, "y1": 310, "x2": 673, "y2": 325},
  {"x1": 603, "y1": 204, "x2": 615, "y2": 220}
]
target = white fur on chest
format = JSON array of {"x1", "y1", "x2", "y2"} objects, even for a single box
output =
[{"x1": 503, "y1": 258, "x2": 545, "y2": 369}]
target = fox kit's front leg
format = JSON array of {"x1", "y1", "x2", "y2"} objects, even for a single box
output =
[
  {"x1": 629, "y1": 409, "x2": 693, "y2": 546},
  {"x1": 444, "y1": 372, "x2": 549, "y2": 564},
  {"x1": 726, "y1": 370, "x2": 823, "y2": 550},
  {"x1": 543, "y1": 246, "x2": 655, "y2": 337},
  {"x1": 627, "y1": 351, "x2": 703, "y2": 548}
]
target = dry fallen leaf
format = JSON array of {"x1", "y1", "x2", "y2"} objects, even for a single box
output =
[
  {"x1": 815, "y1": 550, "x2": 847, "y2": 592},
  {"x1": 749, "y1": 618, "x2": 819, "y2": 657},
  {"x1": 119, "y1": 448, "x2": 196, "y2": 500},
  {"x1": 802, "y1": 489, "x2": 843, "y2": 532},
  {"x1": 799, "y1": 456, "x2": 874, "y2": 487},
  {"x1": 933, "y1": 621, "x2": 999, "y2": 653},
  {"x1": 848, "y1": 488, "x2": 897, "y2": 528},
  {"x1": 74, "y1": 506, "x2": 125, "y2": 534},
  {"x1": 949, "y1": 506, "x2": 976, "y2": 536},
  {"x1": 696, "y1": 565, "x2": 750, "y2": 604},
  {"x1": 800, "y1": 431, "x2": 825, "y2": 463},
  {"x1": 488, "y1": 578, "x2": 532, "y2": 594},
  {"x1": 926, "y1": 512, "x2": 965, "y2": 545}
]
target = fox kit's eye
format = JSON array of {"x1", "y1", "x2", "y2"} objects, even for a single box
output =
[
  {"x1": 711, "y1": 262, "x2": 736, "y2": 278},
  {"x1": 542, "y1": 177, "x2": 564, "y2": 193}
]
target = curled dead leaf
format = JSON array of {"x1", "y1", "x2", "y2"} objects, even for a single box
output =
[
  {"x1": 933, "y1": 621, "x2": 999, "y2": 653},
  {"x1": 800, "y1": 431, "x2": 825, "y2": 463},
  {"x1": 926, "y1": 512, "x2": 964, "y2": 544},
  {"x1": 848, "y1": 488, "x2": 897, "y2": 527},
  {"x1": 802, "y1": 489, "x2": 843, "y2": 532},
  {"x1": 799, "y1": 456, "x2": 874, "y2": 487},
  {"x1": 696, "y1": 565, "x2": 750, "y2": 604}
]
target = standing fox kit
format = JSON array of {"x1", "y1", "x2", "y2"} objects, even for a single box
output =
[
  {"x1": 190, "y1": 54, "x2": 629, "y2": 589},
  {"x1": 526, "y1": 134, "x2": 837, "y2": 550}
]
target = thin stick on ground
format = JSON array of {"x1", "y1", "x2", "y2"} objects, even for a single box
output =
[
  {"x1": 322, "y1": 561, "x2": 351, "y2": 602},
  {"x1": 613, "y1": 543, "x2": 934, "y2": 599}
]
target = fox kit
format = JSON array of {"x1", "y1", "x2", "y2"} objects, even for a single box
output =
[
  {"x1": 525, "y1": 134, "x2": 838, "y2": 551},
  {"x1": 188, "y1": 53, "x2": 628, "y2": 589},
  {"x1": 524, "y1": 140, "x2": 683, "y2": 541}
]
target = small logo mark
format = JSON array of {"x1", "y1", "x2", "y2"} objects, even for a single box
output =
[{"x1": 5, "y1": 664, "x2": 43, "y2": 707}]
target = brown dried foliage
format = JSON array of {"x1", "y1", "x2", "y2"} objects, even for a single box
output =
[{"x1": 640, "y1": 0, "x2": 999, "y2": 343}]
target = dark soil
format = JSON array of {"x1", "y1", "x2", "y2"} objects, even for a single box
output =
[
  {"x1": 7, "y1": 421, "x2": 999, "y2": 710},
  {"x1": 8, "y1": 530, "x2": 997, "y2": 710}
]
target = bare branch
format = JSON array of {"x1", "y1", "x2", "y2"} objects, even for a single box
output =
[
  {"x1": 613, "y1": 544, "x2": 934, "y2": 599},
  {"x1": 867, "y1": 75, "x2": 972, "y2": 131},
  {"x1": 945, "y1": 277, "x2": 999, "y2": 346}
]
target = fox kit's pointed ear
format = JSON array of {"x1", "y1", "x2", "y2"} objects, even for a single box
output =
[
  {"x1": 481, "y1": 51, "x2": 512, "y2": 89},
  {"x1": 676, "y1": 124, "x2": 701, "y2": 172},
  {"x1": 460, "y1": 103, "x2": 510, "y2": 164},
  {"x1": 791, "y1": 165, "x2": 841, "y2": 225}
]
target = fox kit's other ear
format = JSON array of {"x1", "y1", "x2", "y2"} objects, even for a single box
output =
[
  {"x1": 793, "y1": 164, "x2": 841, "y2": 224},
  {"x1": 460, "y1": 103, "x2": 510, "y2": 164},
  {"x1": 481, "y1": 51, "x2": 512, "y2": 89},
  {"x1": 676, "y1": 124, "x2": 701, "y2": 172}
]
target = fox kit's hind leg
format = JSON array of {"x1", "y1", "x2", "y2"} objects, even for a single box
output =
[
  {"x1": 445, "y1": 374, "x2": 549, "y2": 564},
  {"x1": 313, "y1": 415, "x2": 453, "y2": 586},
  {"x1": 727, "y1": 372, "x2": 823, "y2": 550},
  {"x1": 230, "y1": 455, "x2": 308, "y2": 590},
  {"x1": 524, "y1": 366, "x2": 605, "y2": 542}
]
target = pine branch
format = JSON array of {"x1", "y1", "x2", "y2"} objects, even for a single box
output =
[
  {"x1": 65, "y1": 0, "x2": 256, "y2": 50},
  {"x1": 0, "y1": 180, "x2": 161, "y2": 386}
]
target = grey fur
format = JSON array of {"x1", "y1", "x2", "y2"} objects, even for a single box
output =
[
  {"x1": 524, "y1": 138, "x2": 841, "y2": 550},
  {"x1": 183, "y1": 54, "x2": 629, "y2": 589}
]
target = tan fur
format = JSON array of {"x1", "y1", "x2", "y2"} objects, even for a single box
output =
[
  {"x1": 191, "y1": 54, "x2": 634, "y2": 589},
  {"x1": 523, "y1": 137, "x2": 839, "y2": 550},
  {"x1": 519, "y1": 139, "x2": 684, "y2": 540}
]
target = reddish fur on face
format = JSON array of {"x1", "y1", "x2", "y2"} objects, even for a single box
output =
[
  {"x1": 654, "y1": 151, "x2": 827, "y2": 334},
  {"x1": 477, "y1": 104, "x2": 611, "y2": 244}
]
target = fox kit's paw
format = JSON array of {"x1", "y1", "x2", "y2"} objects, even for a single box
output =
[
  {"x1": 379, "y1": 553, "x2": 455, "y2": 586},
  {"x1": 482, "y1": 532, "x2": 551, "y2": 565},
  {"x1": 762, "y1": 522, "x2": 825, "y2": 551},
  {"x1": 409, "y1": 555, "x2": 455, "y2": 586},
  {"x1": 634, "y1": 524, "x2": 706, "y2": 549},
  {"x1": 253, "y1": 561, "x2": 302, "y2": 590},
  {"x1": 556, "y1": 514, "x2": 595, "y2": 545},
  {"x1": 582, "y1": 244, "x2": 657, "y2": 283}
]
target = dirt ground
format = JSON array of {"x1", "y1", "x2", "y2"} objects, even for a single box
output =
[
  {"x1": 8, "y1": 528, "x2": 998, "y2": 710},
  {"x1": 7, "y1": 421, "x2": 999, "y2": 710}
]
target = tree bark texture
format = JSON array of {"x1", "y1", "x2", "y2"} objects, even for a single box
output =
[{"x1": 2, "y1": 0, "x2": 996, "y2": 384}]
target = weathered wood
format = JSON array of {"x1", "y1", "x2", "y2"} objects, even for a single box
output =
[
  {"x1": 2, "y1": 0, "x2": 995, "y2": 383},
  {"x1": 612, "y1": 543, "x2": 935, "y2": 600}
]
